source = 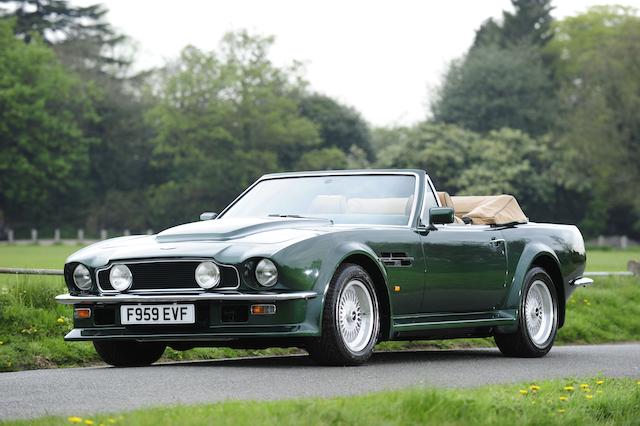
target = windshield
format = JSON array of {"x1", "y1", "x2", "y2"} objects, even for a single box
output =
[{"x1": 221, "y1": 174, "x2": 417, "y2": 226}]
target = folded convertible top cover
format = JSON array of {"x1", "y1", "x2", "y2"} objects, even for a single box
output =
[{"x1": 450, "y1": 195, "x2": 528, "y2": 225}]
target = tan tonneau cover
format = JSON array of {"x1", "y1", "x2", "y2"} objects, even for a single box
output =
[{"x1": 449, "y1": 195, "x2": 528, "y2": 225}]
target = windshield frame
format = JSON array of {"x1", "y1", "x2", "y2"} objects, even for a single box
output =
[{"x1": 217, "y1": 171, "x2": 421, "y2": 228}]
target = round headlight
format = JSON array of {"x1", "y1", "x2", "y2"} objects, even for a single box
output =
[
  {"x1": 255, "y1": 259, "x2": 278, "y2": 287},
  {"x1": 195, "y1": 261, "x2": 220, "y2": 289},
  {"x1": 109, "y1": 264, "x2": 133, "y2": 292},
  {"x1": 72, "y1": 264, "x2": 92, "y2": 291}
]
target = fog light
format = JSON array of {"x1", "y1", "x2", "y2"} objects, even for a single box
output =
[
  {"x1": 74, "y1": 308, "x2": 91, "y2": 319},
  {"x1": 251, "y1": 304, "x2": 276, "y2": 315}
]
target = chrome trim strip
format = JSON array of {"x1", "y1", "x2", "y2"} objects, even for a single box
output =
[
  {"x1": 95, "y1": 258, "x2": 241, "y2": 294},
  {"x1": 217, "y1": 171, "x2": 422, "y2": 228},
  {"x1": 570, "y1": 277, "x2": 594, "y2": 287},
  {"x1": 394, "y1": 317, "x2": 515, "y2": 329},
  {"x1": 56, "y1": 291, "x2": 318, "y2": 305}
]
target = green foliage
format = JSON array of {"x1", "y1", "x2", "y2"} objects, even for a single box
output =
[
  {"x1": 545, "y1": 6, "x2": 640, "y2": 234},
  {"x1": 0, "y1": 20, "x2": 94, "y2": 227},
  {"x1": 145, "y1": 32, "x2": 320, "y2": 227},
  {"x1": 473, "y1": 0, "x2": 554, "y2": 48},
  {"x1": 376, "y1": 124, "x2": 556, "y2": 220},
  {"x1": 431, "y1": 44, "x2": 555, "y2": 136},
  {"x1": 10, "y1": 378, "x2": 640, "y2": 425},
  {"x1": 299, "y1": 93, "x2": 373, "y2": 160},
  {"x1": 296, "y1": 147, "x2": 348, "y2": 171}
]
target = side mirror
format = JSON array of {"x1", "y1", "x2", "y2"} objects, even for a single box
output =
[
  {"x1": 429, "y1": 207, "x2": 454, "y2": 225},
  {"x1": 200, "y1": 212, "x2": 218, "y2": 221}
]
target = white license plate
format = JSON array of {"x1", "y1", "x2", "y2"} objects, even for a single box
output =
[{"x1": 120, "y1": 304, "x2": 195, "y2": 325}]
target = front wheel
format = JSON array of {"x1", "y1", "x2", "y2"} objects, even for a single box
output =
[
  {"x1": 306, "y1": 263, "x2": 380, "y2": 366},
  {"x1": 495, "y1": 267, "x2": 558, "y2": 357},
  {"x1": 93, "y1": 341, "x2": 166, "y2": 367}
]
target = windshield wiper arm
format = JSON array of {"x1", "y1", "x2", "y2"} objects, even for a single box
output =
[{"x1": 268, "y1": 214, "x2": 333, "y2": 224}]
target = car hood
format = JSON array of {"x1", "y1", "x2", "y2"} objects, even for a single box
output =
[
  {"x1": 156, "y1": 217, "x2": 332, "y2": 243},
  {"x1": 67, "y1": 217, "x2": 334, "y2": 268}
]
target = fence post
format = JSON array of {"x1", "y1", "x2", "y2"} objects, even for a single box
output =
[
  {"x1": 100, "y1": 229, "x2": 107, "y2": 240},
  {"x1": 597, "y1": 235, "x2": 605, "y2": 247},
  {"x1": 31, "y1": 229, "x2": 38, "y2": 244},
  {"x1": 77, "y1": 229, "x2": 84, "y2": 244},
  {"x1": 54, "y1": 228, "x2": 61, "y2": 243},
  {"x1": 7, "y1": 229, "x2": 13, "y2": 244},
  {"x1": 123, "y1": 229, "x2": 130, "y2": 236},
  {"x1": 621, "y1": 235, "x2": 628, "y2": 250}
]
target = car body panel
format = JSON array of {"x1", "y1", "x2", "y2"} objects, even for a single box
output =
[{"x1": 57, "y1": 169, "x2": 588, "y2": 346}]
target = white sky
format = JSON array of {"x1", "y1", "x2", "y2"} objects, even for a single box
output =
[{"x1": 77, "y1": 0, "x2": 640, "y2": 126}]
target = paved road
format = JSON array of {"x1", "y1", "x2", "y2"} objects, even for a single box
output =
[{"x1": 1, "y1": 343, "x2": 639, "y2": 420}]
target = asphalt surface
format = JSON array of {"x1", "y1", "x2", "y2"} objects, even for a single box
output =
[{"x1": 1, "y1": 343, "x2": 639, "y2": 420}]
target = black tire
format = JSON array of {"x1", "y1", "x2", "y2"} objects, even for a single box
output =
[
  {"x1": 93, "y1": 340, "x2": 166, "y2": 367},
  {"x1": 495, "y1": 267, "x2": 558, "y2": 357},
  {"x1": 306, "y1": 263, "x2": 380, "y2": 366}
]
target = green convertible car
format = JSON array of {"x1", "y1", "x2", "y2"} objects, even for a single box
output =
[{"x1": 57, "y1": 170, "x2": 592, "y2": 366}]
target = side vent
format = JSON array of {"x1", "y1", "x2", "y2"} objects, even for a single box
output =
[{"x1": 379, "y1": 252, "x2": 414, "y2": 267}]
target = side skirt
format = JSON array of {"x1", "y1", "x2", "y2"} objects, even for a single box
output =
[{"x1": 390, "y1": 310, "x2": 517, "y2": 339}]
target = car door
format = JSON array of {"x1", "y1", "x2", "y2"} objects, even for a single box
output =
[{"x1": 420, "y1": 224, "x2": 508, "y2": 313}]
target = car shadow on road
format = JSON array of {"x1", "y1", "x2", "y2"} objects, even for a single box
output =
[{"x1": 151, "y1": 347, "x2": 504, "y2": 369}]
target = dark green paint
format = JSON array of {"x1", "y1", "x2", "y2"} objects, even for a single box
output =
[{"x1": 59, "y1": 170, "x2": 587, "y2": 345}]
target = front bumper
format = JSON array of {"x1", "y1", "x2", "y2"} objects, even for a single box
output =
[
  {"x1": 56, "y1": 291, "x2": 320, "y2": 342},
  {"x1": 56, "y1": 291, "x2": 317, "y2": 304}
]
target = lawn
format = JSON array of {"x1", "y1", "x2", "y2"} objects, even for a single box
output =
[
  {"x1": 0, "y1": 272, "x2": 638, "y2": 372},
  {"x1": 4, "y1": 377, "x2": 639, "y2": 426}
]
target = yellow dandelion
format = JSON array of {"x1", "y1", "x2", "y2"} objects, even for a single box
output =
[
  {"x1": 0, "y1": 341, "x2": 3, "y2": 345},
  {"x1": 580, "y1": 383, "x2": 589, "y2": 389},
  {"x1": 84, "y1": 420, "x2": 94, "y2": 425},
  {"x1": 559, "y1": 396, "x2": 568, "y2": 402},
  {"x1": 57, "y1": 318, "x2": 65, "y2": 324},
  {"x1": 583, "y1": 298, "x2": 589, "y2": 303},
  {"x1": 530, "y1": 385, "x2": 541, "y2": 391},
  {"x1": 596, "y1": 380, "x2": 604, "y2": 385},
  {"x1": 637, "y1": 381, "x2": 640, "y2": 385},
  {"x1": 519, "y1": 389, "x2": 528, "y2": 395},
  {"x1": 68, "y1": 417, "x2": 82, "y2": 424},
  {"x1": 564, "y1": 386, "x2": 575, "y2": 392},
  {"x1": 585, "y1": 395, "x2": 593, "y2": 400},
  {"x1": 107, "y1": 419, "x2": 116, "y2": 424},
  {"x1": 558, "y1": 409, "x2": 566, "y2": 413}
]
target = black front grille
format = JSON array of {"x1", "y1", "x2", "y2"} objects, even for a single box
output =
[{"x1": 97, "y1": 260, "x2": 238, "y2": 292}]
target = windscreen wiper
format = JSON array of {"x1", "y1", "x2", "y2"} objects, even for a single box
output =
[{"x1": 268, "y1": 214, "x2": 333, "y2": 224}]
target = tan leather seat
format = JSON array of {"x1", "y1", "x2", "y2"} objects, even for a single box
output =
[
  {"x1": 308, "y1": 195, "x2": 347, "y2": 214},
  {"x1": 437, "y1": 191, "x2": 465, "y2": 224}
]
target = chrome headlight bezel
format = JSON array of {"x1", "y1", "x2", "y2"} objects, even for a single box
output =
[
  {"x1": 72, "y1": 264, "x2": 92, "y2": 291},
  {"x1": 195, "y1": 261, "x2": 221, "y2": 289},
  {"x1": 255, "y1": 258, "x2": 278, "y2": 287},
  {"x1": 109, "y1": 264, "x2": 133, "y2": 292}
]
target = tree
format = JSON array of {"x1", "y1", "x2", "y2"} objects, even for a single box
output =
[
  {"x1": 474, "y1": 0, "x2": 554, "y2": 49},
  {"x1": 145, "y1": 32, "x2": 320, "y2": 228},
  {"x1": 376, "y1": 123, "x2": 560, "y2": 222},
  {"x1": 296, "y1": 147, "x2": 348, "y2": 171},
  {"x1": 545, "y1": 6, "x2": 640, "y2": 235},
  {"x1": 299, "y1": 94, "x2": 373, "y2": 160},
  {"x1": 431, "y1": 44, "x2": 555, "y2": 136},
  {"x1": 0, "y1": 20, "x2": 94, "y2": 228}
]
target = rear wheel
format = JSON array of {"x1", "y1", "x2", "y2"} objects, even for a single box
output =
[
  {"x1": 306, "y1": 264, "x2": 379, "y2": 366},
  {"x1": 93, "y1": 341, "x2": 166, "y2": 367},
  {"x1": 495, "y1": 267, "x2": 558, "y2": 357}
]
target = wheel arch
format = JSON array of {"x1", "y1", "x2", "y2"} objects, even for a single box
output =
[
  {"x1": 317, "y1": 243, "x2": 392, "y2": 341},
  {"x1": 506, "y1": 243, "x2": 566, "y2": 328},
  {"x1": 530, "y1": 254, "x2": 566, "y2": 328}
]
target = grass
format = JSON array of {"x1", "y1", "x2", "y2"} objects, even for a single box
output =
[
  {"x1": 0, "y1": 273, "x2": 638, "y2": 372},
  {"x1": 586, "y1": 247, "x2": 640, "y2": 272},
  {"x1": 4, "y1": 377, "x2": 640, "y2": 425}
]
